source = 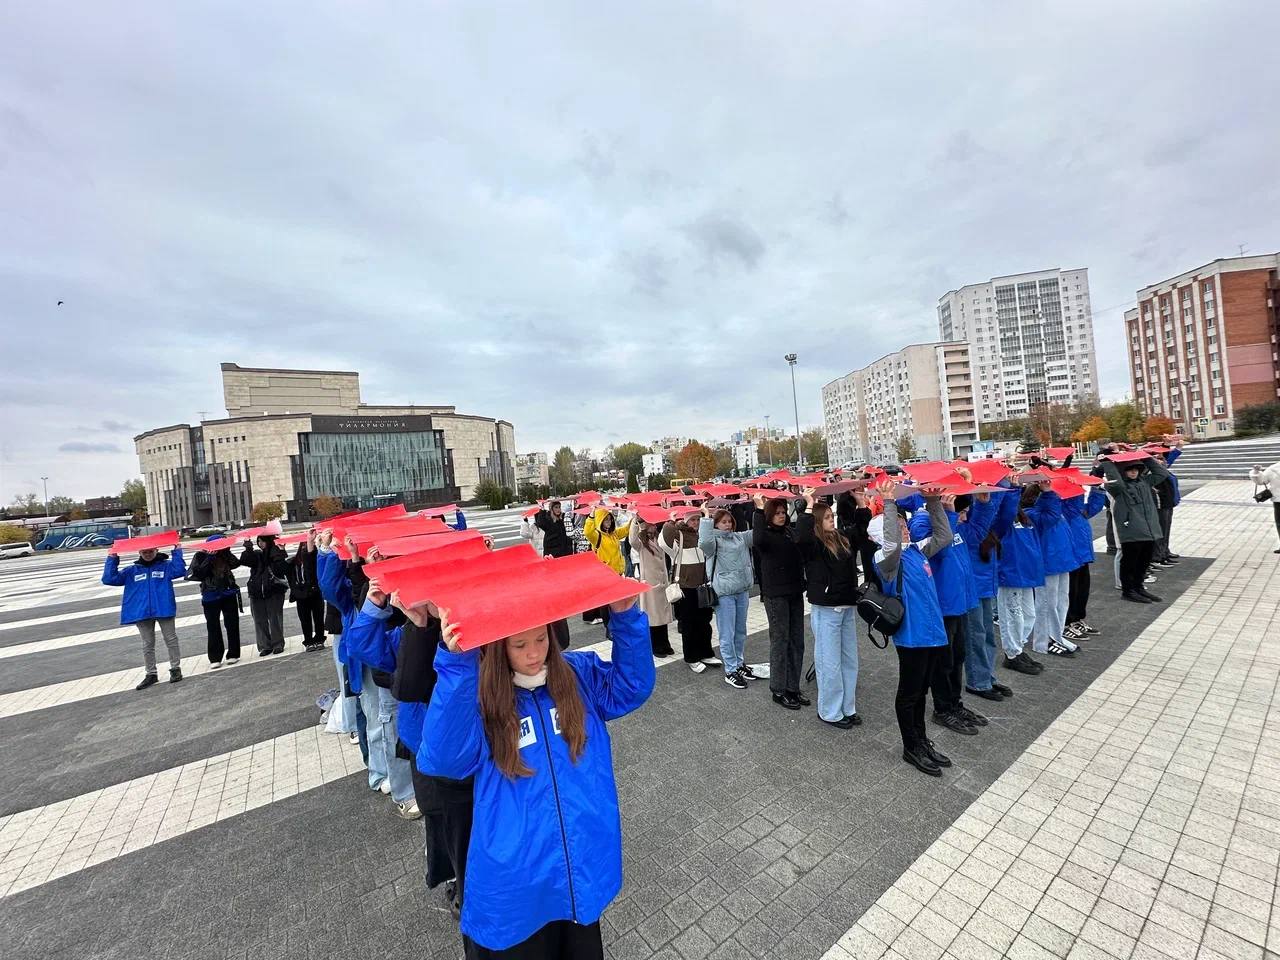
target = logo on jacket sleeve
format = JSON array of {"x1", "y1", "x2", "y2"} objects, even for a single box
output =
[{"x1": 518, "y1": 715, "x2": 537, "y2": 749}]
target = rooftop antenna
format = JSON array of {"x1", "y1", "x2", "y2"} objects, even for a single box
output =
[
  {"x1": 197, "y1": 410, "x2": 210, "y2": 422},
  {"x1": 1237, "y1": 243, "x2": 1248, "y2": 256}
]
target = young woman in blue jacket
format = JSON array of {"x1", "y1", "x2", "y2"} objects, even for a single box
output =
[
  {"x1": 992, "y1": 485, "x2": 1046, "y2": 675},
  {"x1": 956, "y1": 492, "x2": 1013, "y2": 704},
  {"x1": 1028, "y1": 487, "x2": 1079, "y2": 658},
  {"x1": 102, "y1": 545, "x2": 187, "y2": 689},
  {"x1": 1062, "y1": 489, "x2": 1106, "y2": 641},
  {"x1": 869, "y1": 480, "x2": 955, "y2": 777},
  {"x1": 418, "y1": 597, "x2": 656, "y2": 957}
]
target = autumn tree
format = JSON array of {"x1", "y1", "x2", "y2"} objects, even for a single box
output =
[
  {"x1": 674, "y1": 441, "x2": 717, "y2": 481},
  {"x1": 1142, "y1": 416, "x2": 1177, "y2": 440},
  {"x1": 0, "y1": 523, "x2": 31, "y2": 544},
  {"x1": 800, "y1": 428, "x2": 828, "y2": 466},
  {"x1": 66, "y1": 507, "x2": 88, "y2": 521},
  {"x1": 894, "y1": 434, "x2": 919, "y2": 463},
  {"x1": 1105, "y1": 402, "x2": 1145, "y2": 444},
  {"x1": 1072, "y1": 416, "x2": 1110, "y2": 444},
  {"x1": 120, "y1": 478, "x2": 147, "y2": 513},
  {"x1": 713, "y1": 446, "x2": 736, "y2": 477},
  {"x1": 251, "y1": 501, "x2": 285, "y2": 523},
  {"x1": 310, "y1": 495, "x2": 344, "y2": 519}
]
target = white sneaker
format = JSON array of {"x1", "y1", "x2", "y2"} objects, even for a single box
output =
[
  {"x1": 210, "y1": 661, "x2": 223, "y2": 670},
  {"x1": 689, "y1": 662, "x2": 707, "y2": 674},
  {"x1": 378, "y1": 780, "x2": 391, "y2": 795},
  {"x1": 348, "y1": 732, "x2": 360, "y2": 745},
  {"x1": 700, "y1": 657, "x2": 722, "y2": 666},
  {"x1": 225, "y1": 657, "x2": 239, "y2": 665},
  {"x1": 396, "y1": 800, "x2": 422, "y2": 820},
  {"x1": 1145, "y1": 575, "x2": 1158, "y2": 584}
]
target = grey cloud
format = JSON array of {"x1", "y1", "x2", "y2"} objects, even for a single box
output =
[
  {"x1": 99, "y1": 419, "x2": 133, "y2": 432},
  {"x1": 684, "y1": 211, "x2": 766, "y2": 271},
  {"x1": 59, "y1": 441, "x2": 122, "y2": 454},
  {"x1": 575, "y1": 133, "x2": 616, "y2": 182}
]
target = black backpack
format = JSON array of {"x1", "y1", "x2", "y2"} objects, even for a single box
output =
[{"x1": 854, "y1": 549, "x2": 905, "y2": 649}]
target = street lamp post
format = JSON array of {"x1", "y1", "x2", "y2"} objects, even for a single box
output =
[
  {"x1": 39, "y1": 476, "x2": 49, "y2": 517},
  {"x1": 1177, "y1": 379, "x2": 1195, "y2": 435},
  {"x1": 763, "y1": 415, "x2": 773, "y2": 466},
  {"x1": 785, "y1": 354, "x2": 803, "y2": 468}
]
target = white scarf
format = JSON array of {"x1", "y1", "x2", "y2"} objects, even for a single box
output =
[{"x1": 512, "y1": 667, "x2": 548, "y2": 690}]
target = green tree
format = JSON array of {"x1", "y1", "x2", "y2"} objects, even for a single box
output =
[
  {"x1": 11, "y1": 493, "x2": 40, "y2": 512},
  {"x1": 549, "y1": 446, "x2": 576, "y2": 494},
  {"x1": 625, "y1": 472, "x2": 641, "y2": 494},
  {"x1": 800, "y1": 428, "x2": 828, "y2": 466},
  {"x1": 894, "y1": 434, "x2": 919, "y2": 463},
  {"x1": 674, "y1": 441, "x2": 718, "y2": 481},
  {"x1": 609, "y1": 442, "x2": 650, "y2": 479},
  {"x1": 120, "y1": 478, "x2": 147, "y2": 513},
  {"x1": 646, "y1": 473, "x2": 670, "y2": 492},
  {"x1": 1105, "y1": 402, "x2": 1145, "y2": 444},
  {"x1": 755, "y1": 439, "x2": 776, "y2": 468},
  {"x1": 251, "y1": 501, "x2": 285, "y2": 523},
  {"x1": 1018, "y1": 428, "x2": 1040, "y2": 453},
  {"x1": 48, "y1": 496, "x2": 79, "y2": 515},
  {"x1": 713, "y1": 446, "x2": 736, "y2": 478},
  {"x1": 1235, "y1": 402, "x2": 1280, "y2": 437}
]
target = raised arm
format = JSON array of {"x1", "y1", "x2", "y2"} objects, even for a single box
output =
[
  {"x1": 165, "y1": 546, "x2": 187, "y2": 580},
  {"x1": 101, "y1": 554, "x2": 127, "y2": 586},
  {"x1": 920, "y1": 497, "x2": 953, "y2": 558},
  {"x1": 875, "y1": 500, "x2": 903, "y2": 580},
  {"x1": 573, "y1": 602, "x2": 656, "y2": 721},
  {"x1": 1142, "y1": 458, "x2": 1171, "y2": 487},
  {"x1": 697, "y1": 516, "x2": 718, "y2": 557},
  {"x1": 317, "y1": 546, "x2": 354, "y2": 620},
  {"x1": 346, "y1": 598, "x2": 399, "y2": 674},
  {"x1": 1100, "y1": 459, "x2": 1125, "y2": 495}
]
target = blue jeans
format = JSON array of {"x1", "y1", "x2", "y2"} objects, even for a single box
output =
[
  {"x1": 810, "y1": 605, "x2": 858, "y2": 722},
  {"x1": 714, "y1": 591, "x2": 750, "y2": 673},
  {"x1": 359, "y1": 666, "x2": 414, "y2": 804},
  {"x1": 964, "y1": 598, "x2": 997, "y2": 691}
]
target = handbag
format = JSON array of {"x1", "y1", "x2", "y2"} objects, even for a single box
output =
[
  {"x1": 1254, "y1": 483, "x2": 1274, "y2": 503},
  {"x1": 696, "y1": 548, "x2": 719, "y2": 609},
  {"x1": 664, "y1": 530, "x2": 686, "y2": 603},
  {"x1": 854, "y1": 549, "x2": 905, "y2": 649}
]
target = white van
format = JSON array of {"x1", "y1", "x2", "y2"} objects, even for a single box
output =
[{"x1": 0, "y1": 542, "x2": 35, "y2": 559}]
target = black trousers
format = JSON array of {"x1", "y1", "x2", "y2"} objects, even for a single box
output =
[
  {"x1": 762, "y1": 593, "x2": 805, "y2": 695},
  {"x1": 1104, "y1": 506, "x2": 1116, "y2": 552},
  {"x1": 294, "y1": 593, "x2": 326, "y2": 645},
  {"x1": 1155, "y1": 506, "x2": 1174, "y2": 561},
  {"x1": 1274, "y1": 502, "x2": 1280, "y2": 544},
  {"x1": 203, "y1": 594, "x2": 240, "y2": 662},
  {"x1": 410, "y1": 765, "x2": 474, "y2": 900},
  {"x1": 464, "y1": 920, "x2": 603, "y2": 960},
  {"x1": 1119, "y1": 540, "x2": 1155, "y2": 593},
  {"x1": 673, "y1": 588, "x2": 714, "y2": 663},
  {"x1": 930, "y1": 614, "x2": 967, "y2": 714},
  {"x1": 1066, "y1": 564, "x2": 1091, "y2": 623},
  {"x1": 649, "y1": 623, "x2": 673, "y2": 656},
  {"x1": 895, "y1": 645, "x2": 942, "y2": 751}
]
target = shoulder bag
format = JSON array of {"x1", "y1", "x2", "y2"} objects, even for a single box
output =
[
  {"x1": 696, "y1": 544, "x2": 719, "y2": 609},
  {"x1": 854, "y1": 548, "x2": 905, "y2": 649},
  {"x1": 664, "y1": 531, "x2": 685, "y2": 604}
]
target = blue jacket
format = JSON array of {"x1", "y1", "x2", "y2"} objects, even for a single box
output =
[
  {"x1": 417, "y1": 604, "x2": 656, "y2": 950},
  {"x1": 991, "y1": 493, "x2": 1044, "y2": 588},
  {"x1": 1063, "y1": 491, "x2": 1106, "y2": 568},
  {"x1": 1029, "y1": 491, "x2": 1074, "y2": 576},
  {"x1": 317, "y1": 547, "x2": 364, "y2": 695},
  {"x1": 451, "y1": 510, "x2": 468, "y2": 531},
  {"x1": 875, "y1": 500, "x2": 948, "y2": 649},
  {"x1": 102, "y1": 549, "x2": 186, "y2": 625},
  {"x1": 908, "y1": 508, "x2": 977, "y2": 615},
  {"x1": 347, "y1": 600, "x2": 430, "y2": 748},
  {"x1": 969, "y1": 491, "x2": 1018, "y2": 600}
]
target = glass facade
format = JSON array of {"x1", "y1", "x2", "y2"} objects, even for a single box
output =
[{"x1": 294, "y1": 428, "x2": 453, "y2": 509}]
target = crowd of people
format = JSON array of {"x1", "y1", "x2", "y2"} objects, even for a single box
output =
[{"x1": 94, "y1": 440, "x2": 1223, "y2": 958}]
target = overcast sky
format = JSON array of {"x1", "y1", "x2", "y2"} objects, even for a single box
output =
[{"x1": 2, "y1": 1, "x2": 1276, "y2": 504}]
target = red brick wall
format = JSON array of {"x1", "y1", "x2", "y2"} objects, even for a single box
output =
[{"x1": 1222, "y1": 269, "x2": 1280, "y2": 409}]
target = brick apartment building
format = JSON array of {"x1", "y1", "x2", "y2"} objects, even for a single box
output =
[{"x1": 1124, "y1": 255, "x2": 1280, "y2": 438}]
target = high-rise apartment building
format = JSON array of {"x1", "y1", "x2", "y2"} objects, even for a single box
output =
[
  {"x1": 938, "y1": 268, "x2": 1098, "y2": 423},
  {"x1": 822, "y1": 342, "x2": 978, "y2": 465},
  {"x1": 1124, "y1": 254, "x2": 1280, "y2": 438}
]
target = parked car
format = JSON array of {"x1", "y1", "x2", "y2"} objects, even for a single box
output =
[
  {"x1": 193, "y1": 523, "x2": 229, "y2": 536},
  {"x1": 0, "y1": 542, "x2": 35, "y2": 559}
]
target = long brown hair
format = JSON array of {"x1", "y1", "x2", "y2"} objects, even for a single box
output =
[
  {"x1": 811, "y1": 501, "x2": 851, "y2": 558},
  {"x1": 763, "y1": 498, "x2": 789, "y2": 527},
  {"x1": 478, "y1": 629, "x2": 588, "y2": 779},
  {"x1": 638, "y1": 520, "x2": 659, "y2": 550}
]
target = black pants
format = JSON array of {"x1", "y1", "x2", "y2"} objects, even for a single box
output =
[
  {"x1": 410, "y1": 765, "x2": 474, "y2": 900},
  {"x1": 1155, "y1": 506, "x2": 1174, "y2": 561},
  {"x1": 762, "y1": 593, "x2": 805, "y2": 695},
  {"x1": 1274, "y1": 502, "x2": 1280, "y2": 545},
  {"x1": 930, "y1": 614, "x2": 967, "y2": 714},
  {"x1": 895, "y1": 645, "x2": 942, "y2": 751},
  {"x1": 464, "y1": 920, "x2": 603, "y2": 960},
  {"x1": 674, "y1": 588, "x2": 714, "y2": 663},
  {"x1": 1066, "y1": 564, "x2": 1091, "y2": 623},
  {"x1": 1104, "y1": 506, "x2": 1116, "y2": 552},
  {"x1": 294, "y1": 593, "x2": 326, "y2": 646},
  {"x1": 203, "y1": 594, "x2": 240, "y2": 662},
  {"x1": 649, "y1": 623, "x2": 673, "y2": 656},
  {"x1": 1119, "y1": 540, "x2": 1155, "y2": 593}
]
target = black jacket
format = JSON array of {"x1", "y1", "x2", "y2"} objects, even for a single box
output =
[
  {"x1": 287, "y1": 546, "x2": 320, "y2": 602},
  {"x1": 241, "y1": 541, "x2": 290, "y2": 600},
  {"x1": 751, "y1": 510, "x2": 805, "y2": 598},
  {"x1": 534, "y1": 509, "x2": 573, "y2": 558},
  {"x1": 796, "y1": 513, "x2": 860, "y2": 607},
  {"x1": 188, "y1": 549, "x2": 240, "y2": 598}
]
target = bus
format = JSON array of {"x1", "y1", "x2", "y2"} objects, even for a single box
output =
[{"x1": 35, "y1": 516, "x2": 133, "y2": 551}]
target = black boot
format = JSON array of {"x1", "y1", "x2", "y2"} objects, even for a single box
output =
[
  {"x1": 1122, "y1": 590, "x2": 1151, "y2": 604},
  {"x1": 1137, "y1": 588, "x2": 1163, "y2": 602},
  {"x1": 169, "y1": 667, "x2": 183, "y2": 683},
  {"x1": 136, "y1": 673, "x2": 159, "y2": 691},
  {"x1": 921, "y1": 738, "x2": 952, "y2": 768},
  {"x1": 902, "y1": 744, "x2": 942, "y2": 776}
]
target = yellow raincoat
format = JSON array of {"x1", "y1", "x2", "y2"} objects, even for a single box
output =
[{"x1": 583, "y1": 508, "x2": 631, "y2": 575}]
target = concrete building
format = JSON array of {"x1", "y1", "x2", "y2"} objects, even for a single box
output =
[
  {"x1": 822, "y1": 342, "x2": 978, "y2": 465},
  {"x1": 641, "y1": 452, "x2": 664, "y2": 478},
  {"x1": 135, "y1": 364, "x2": 515, "y2": 527},
  {"x1": 731, "y1": 442, "x2": 759, "y2": 474},
  {"x1": 938, "y1": 267, "x2": 1098, "y2": 424},
  {"x1": 515, "y1": 452, "x2": 550, "y2": 489},
  {"x1": 1124, "y1": 254, "x2": 1280, "y2": 438},
  {"x1": 651, "y1": 436, "x2": 691, "y2": 473}
]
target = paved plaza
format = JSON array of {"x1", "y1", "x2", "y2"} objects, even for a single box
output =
[{"x1": 0, "y1": 483, "x2": 1276, "y2": 959}]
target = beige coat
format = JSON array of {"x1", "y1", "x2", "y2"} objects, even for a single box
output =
[{"x1": 628, "y1": 522, "x2": 674, "y2": 627}]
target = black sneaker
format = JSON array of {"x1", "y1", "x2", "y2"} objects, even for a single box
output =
[
  {"x1": 903, "y1": 746, "x2": 942, "y2": 776},
  {"x1": 1003, "y1": 655, "x2": 1039, "y2": 675},
  {"x1": 932, "y1": 711, "x2": 978, "y2": 736},
  {"x1": 723, "y1": 669, "x2": 748, "y2": 690},
  {"x1": 739, "y1": 665, "x2": 762, "y2": 681},
  {"x1": 965, "y1": 685, "x2": 1004, "y2": 702},
  {"x1": 169, "y1": 667, "x2": 183, "y2": 683},
  {"x1": 921, "y1": 738, "x2": 952, "y2": 767},
  {"x1": 789, "y1": 691, "x2": 812, "y2": 706},
  {"x1": 1137, "y1": 589, "x2": 1163, "y2": 602},
  {"x1": 1047, "y1": 640, "x2": 1076, "y2": 657},
  {"x1": 1018, "y1": 652, "x2": 1045, "y2": 672},
  {"x1": 136, "y1": 673, "x2": 159, "y2": 691},
  {"x1": 822, "y1": 715, "x2": 856, "y2": 730},
  {"x1": 844, "y1": 713, "x2": 863, "y2": 726},
  {"x1": 1078, "y1": 621, "x2": 1100, "y2": 635},
  {"x1": 771, "y1": 692, "x2": 802, "y2": 711},
  {"x1": 444, "y1": 880, "x2": 461, "y2": 920},
  {"x1": 1122, "y1": 590, "x2": 1151, "y2": 604},
  {"x1": 957, "y1": 705, "x2": 988, "y2": 727},
  {"x1": 990, "y1": 682, "x2": 1013, "y2": 698}
]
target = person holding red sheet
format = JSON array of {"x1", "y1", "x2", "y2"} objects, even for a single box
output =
[
  {"x1": 417, "y1": 592, "x2": 656, "y2": 957},
  {"x1": 187, "y1": 537, "x2": 242, "y2": 667},
  {"x1": 1062, "y1": 486, "x2": 1107, "y2": 641},
  {"x1": 662, "y1": 511, "x2": 719, "y2": 673},
  {"x1": 992, "y1": 485, "x2": 1046, "y2": 675},
  {"x1": 627, "y1": 513, "x2": 676, "y2": 656},
  {"x1": 752, "y1": 494, "x2": 809, "y2": 710},
  {"x1": 533, "y1": 501, "x2": 573, "y2": 558},
  {"x1": 287, "y1": 530, "x2": 327, "y2": 651},
  {"x1": 956, "y1": 491, "x2": 1011, "y2": 703},
  {"x1": 1028, "y1": 486, "x2": 1080, "y2": 658},
  {"x1": 1100, "y1": 452, "x2": 1170, "y2": 603},
  {"x1": 102, "y1": 543, "x2": 187, "y2": 689},
  {"x1": 241, "y1": 534, "x2": 290, "y2": 655}
]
